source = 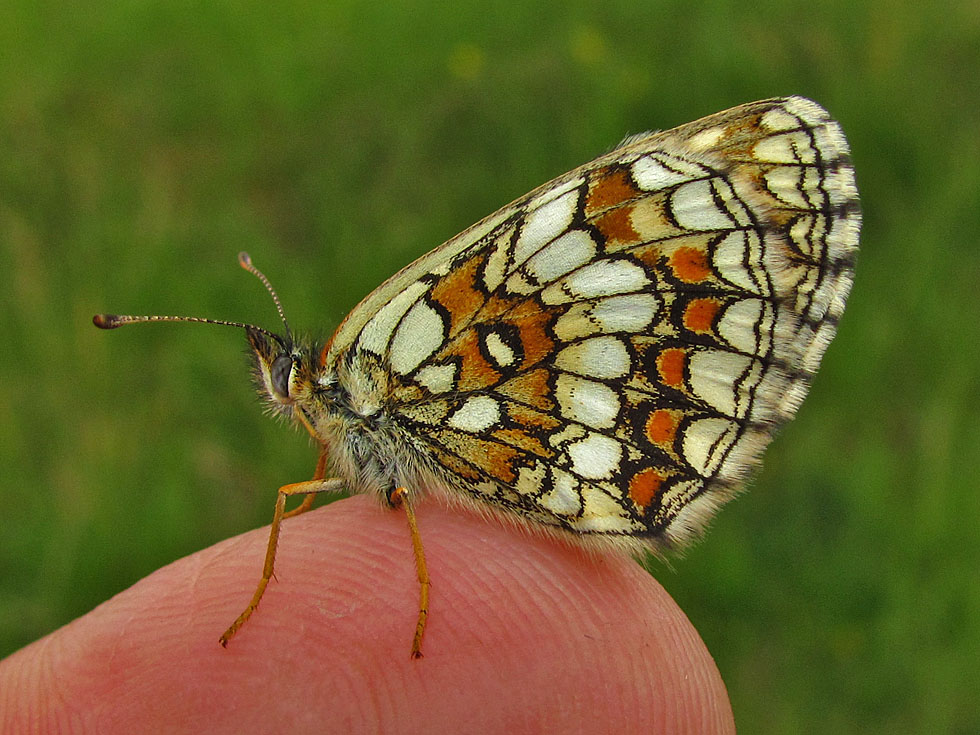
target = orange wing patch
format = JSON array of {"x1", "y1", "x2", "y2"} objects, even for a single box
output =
[
  {"x1": 437, "y1": 433, "x2": 521, "y2": 484},
  {"x1": 629, "y1": 468, "x2": 666, "y2": 510},
  {"x1": 497, "y1": 369, "x2": 555, "y2": 411},
  {"x1": 444, "y1": 331, "x2": 502, "y2": 391},
  {"x1": 593, "y1": 206, "x2": 642, "y2": 248},
  {"x1": 430, "y1": 254, "x2": 487, "y2": 335},
  {"x1": 492, "y1": 427, "x2": 554, "y2": 458},
  {"x1": 645, "y1": 409, "x2": 679, "y2": 448},
  {"x1": 585, "y1": 167, "x2": 641, "y2": 216},
  {"x1": 656, "y1": 348, "x2": 687, "y2": 388},
  {"x1": 670, "y1": 246, "x2": 712, "y2": 282},
  {"x1": 683, "y1": 298, "x2": 721, "y2": 333},
  {"x1": 505, "y1": 302, "x2": 556, "y2": 369}
]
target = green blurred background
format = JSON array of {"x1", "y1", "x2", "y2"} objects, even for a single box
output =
[{"x1": 2, "y1": 1, "x2": 978, "y2": 731}]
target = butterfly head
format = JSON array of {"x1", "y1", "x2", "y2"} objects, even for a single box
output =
[{"x1": 244, "y1": 326, "x2": 323, "y2": 414}]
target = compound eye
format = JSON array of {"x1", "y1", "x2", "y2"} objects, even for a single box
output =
[{"x1": 270, "y1": 354, "x2": 293, "y2": 399}]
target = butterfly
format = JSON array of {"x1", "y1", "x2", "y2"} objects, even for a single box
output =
[{"x1": 95, "y1": 96, "x2": 860, "y2": 657}]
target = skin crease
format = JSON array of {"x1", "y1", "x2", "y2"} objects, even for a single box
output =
[{"x1": 0, "y1": 494, "x2": 735, "y2": 734}]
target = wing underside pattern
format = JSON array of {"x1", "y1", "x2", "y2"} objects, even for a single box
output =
[{"x1": 331, "y1": 96, "x2": 860, "y2": 547}]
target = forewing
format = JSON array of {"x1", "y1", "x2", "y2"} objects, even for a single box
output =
[{"x1": 330, "y1": 96, "x2": 860, "y2": 548}]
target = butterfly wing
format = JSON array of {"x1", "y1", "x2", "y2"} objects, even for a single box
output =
[{"x1": 326, "y1": 96, "x2": 860, "y2": 549}]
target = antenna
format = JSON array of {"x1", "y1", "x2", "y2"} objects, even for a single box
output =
[
  {"x1": 93, "y1": 252, "x2": 288, "y2": 343},
  {"x1": 237, "y1": 251, "x2": 291, "y2": 338}
]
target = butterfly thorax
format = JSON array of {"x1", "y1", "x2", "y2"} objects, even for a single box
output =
[{"x1": 248, "y1": 327, "x2": 434, "y2": 501}]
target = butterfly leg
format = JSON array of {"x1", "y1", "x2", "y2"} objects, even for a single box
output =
[
  {"x1": 282, "y1": 447, "x2": 328, "y2": 519},
  {"x1": 390, "y1": 486, "x2": 429, "y2": 659},
  {"x1": 219, "y1": 448, "x2": 344, "y2": 647}
]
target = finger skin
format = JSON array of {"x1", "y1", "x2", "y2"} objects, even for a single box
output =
[{"x1": 0, "y1": 494, "x2": 734, "y2": 734}]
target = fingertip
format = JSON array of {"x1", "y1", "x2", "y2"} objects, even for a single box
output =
[
  {"x1": 399, "y1": 498, "x2": 735, "y2": 732},
  {"x1": 273, "y1": 496, "x2": 734, "y2": 732},
  {"x1": 1, "y1": 494, "x2": 733, "y2": 733}
]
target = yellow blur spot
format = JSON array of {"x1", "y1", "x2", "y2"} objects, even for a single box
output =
[
  {"x1": 448, "y1": 43, "x2": 485, "y2": 81},
  {"x1": 571, "y1": 26, "x2": 607, "y2": 65}
]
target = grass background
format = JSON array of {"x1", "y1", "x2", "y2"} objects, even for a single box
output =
[{"x1": 2, "y1": 1, "x2": 979, "y2": 732}]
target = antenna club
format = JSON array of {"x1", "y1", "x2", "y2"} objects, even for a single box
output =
[
  {"x1": 235, "y1": 251, "x2": 291, "y2": 336},
  {"x1": 93, "y1": 314, "x2": 122, "y2": 329}
]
